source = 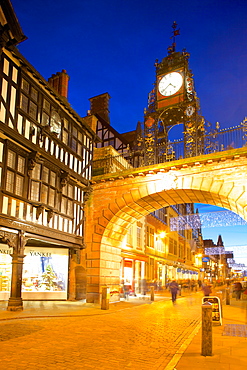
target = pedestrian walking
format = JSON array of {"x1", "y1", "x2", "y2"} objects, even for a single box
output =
[
  {"x1": 169, "y1": 279, "x2": 179, "y2": 303},
  {"x1": 123, "y1": 283, "x2": 130, "y2": 300},
  {"x1": 233, "y1": 281, "x2": 242, "y2": 300},
  {"x1": 202, "y1": 282, "x2": 212, "y2": 296}
]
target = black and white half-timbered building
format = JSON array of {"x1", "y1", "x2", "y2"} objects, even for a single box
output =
[{"x1": 0, "y1": 0, "x2": 96, "y2": 310}]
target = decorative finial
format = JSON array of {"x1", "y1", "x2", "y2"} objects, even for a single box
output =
[{"x1": 168, "y1": 21, "x2": 180, "y2": 54}]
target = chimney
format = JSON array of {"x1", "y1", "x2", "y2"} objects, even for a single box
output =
[
  {"x1": 48, "y1": 69, "x2": 69, "y2": 99},
  {"x1": 89, "y1": 93, "x2": 110, "y2": 123}
]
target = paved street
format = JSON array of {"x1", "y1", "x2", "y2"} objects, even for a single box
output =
[{"x1": 0, "y1": 294, "x2": 202, "y2": 370}]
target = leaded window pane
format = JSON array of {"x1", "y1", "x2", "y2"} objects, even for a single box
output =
[
  {"x1": 77, "y1": 143, "x2": 82, "y2": 156},
  {"x1": 15, "y1": 174, "x2": 24, "y2": 196},
  {"x1": 20, "y1": 93, "x2": 28, "y2": 113},
  {"x1": 67, "y1": 200, "x2": 73, "y2": 216},
  {"x1": 41, "y1": 184, "x2": 48, "y2": 204},
  {"x1": 63, "y1": 118, "x2": 69, "y2": 130},
  {"x1": 43, "y1": 99, "x2": 50, "y2": 112},
  {"x1": 7, "y1": 150, "x2": 15, "y2": 169},
  {"x1": 17, "y1": 156, "x2": 25, "y2": 174},
  {"x1": 21, "y1": 79, "x2": 29, "y2": 94},
  {"x1": 68, "y1": 184, "x2": 73, "y2": 198},
  {"x1": 49, "y1": 188, "x2": 55, "y2": 207},
  {"x1": 31, "y1": 87, "x2": 38, "y2": 102},
  {"x1": 32, "y1": 163, "x2": 41, "y2": 179},
  {"x1": 61, "y1": 197, "x2": 67, "y2": 213},
  {"x1": 62, "y1": 130, "x2": 69, "y2": 145},
  {"x1": 72, "y1": 126, "x2": 77, "y2": 138},
  {"x1": 71, "y1": 137, "x2": 77, "y2": 152},
  {"x1": 29, "y1": 101, "x2": 37, "y2": 119},
  {"x1": 62, "y1": 185, "x2": 67, "y2": 196},
  {"x1": 50, "y1": 171, "x2": 56, "y2": 187},
  {"x1": 41, "y1": 112, "x2": 49, "y2": 126},
  {"x1": 42, "y1": 167, "x2": 49, "y2": 183},
  {"x1": 6, "y1": 170, "x2": 14, "y2": 192},
  {"x1": 31, "y1": 181, "x2": 40, "y2": 201}
]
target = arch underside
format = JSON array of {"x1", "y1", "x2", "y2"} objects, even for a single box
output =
[
  {"x1": 102, "y1": 187, "x2": 247, "y2": 247},
  {"x1": 86, "y1": 149, "x2": 247, "y2": 302}
]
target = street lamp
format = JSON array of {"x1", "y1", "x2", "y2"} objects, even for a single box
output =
[{"x1": 159, "y1": 231, "x2": 167, "y2": 239}]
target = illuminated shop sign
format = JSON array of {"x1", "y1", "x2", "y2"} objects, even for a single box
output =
[{"x1": 0, "y1": 248, "x2": 12, "y2": 255}]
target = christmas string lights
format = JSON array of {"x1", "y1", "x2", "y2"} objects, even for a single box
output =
[{"x1": 170, "y1": 210, "x2": 247, "y2": 231}]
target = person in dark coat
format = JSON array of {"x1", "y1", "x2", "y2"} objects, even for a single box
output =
[{"x1": 169, "y1": 279, "x2": 180, "y2": 303}]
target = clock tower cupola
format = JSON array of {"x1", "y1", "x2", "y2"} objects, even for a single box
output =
[{"x1": 143, "y1": 22, "x2": 204, "y2": 165}]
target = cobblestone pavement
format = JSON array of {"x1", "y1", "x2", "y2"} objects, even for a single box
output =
[{"x1": 0, "y1": 294, "x2": 202, "y2": 370}]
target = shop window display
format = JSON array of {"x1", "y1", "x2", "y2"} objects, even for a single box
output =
[
  {"x1": 0, "y1": 244, "x2": 12, "y2": 300},
  {"x1": 22, "y1": 247, "x2": 69, "y2": 300}
]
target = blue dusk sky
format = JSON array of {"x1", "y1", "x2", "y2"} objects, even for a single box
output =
[
  {"x1": 12, "y1": 0, "x2": 247, "y2": 132},
  {"x1": 10, "y1": 0, "x2": 247, "y2": 264}
]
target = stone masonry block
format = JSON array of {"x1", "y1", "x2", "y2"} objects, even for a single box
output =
[
  {"x1": 191, "y1": 176, "x2": 203, "y2": 190},
  {"x1": 86, "y1": 250, "x2": 100, "y2": 259},
  {"x1": 86, "y1": 260, "x2": 92, "y2": 268},
  {"x1": 181, "y1": 175, "x2": 193, "y2": 189},
  {"x1": 123, "y1": 192, "x2": 135, "y2": 205},
  {"x1": 130, "y1": 188, "x2": 142, "y2": 202},
  {"x1": 91, "y1": 260, "x2": 101, "y2": 268},
  {"x1": 208, "y1": 179, "x2": 224, "y2": 196},
  {"x1": 109, "y1": 202, "x2": 120, "y2": 215},
  {"x1": 116, "y1": 196, "x2": 127, "y2": 209},
  {"x1": 87, "y1": 267, "x2": 100, "y2": 276},
  {"x1": 200, "y1": 176, "x2": 214, "y2": 192},
  {"x1": 94, "y1": 224, "x2": 105, "y2": 235},
  {"x1": 138, "y1": 184, "x2": 150, "y2": 199},
  {"x1": 91, "y1": 242, "x2": 101, "y2": 251},
  {"x1": 176, "y1": 189, "x2": 192, "y2": 204},
  {"x1": 219, "y1": 182, "x2": 234, "y2": 198},
  {"x1": 103, "y1": 208, "x2": 114, "y2": 221}
]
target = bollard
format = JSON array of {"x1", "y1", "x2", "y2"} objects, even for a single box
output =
[
  {"x1": 226, "y1": 288, "x2": 230, "y2": 305},
  {"x1": 201, "y1": 302, "x2": 212, "y2": 356},
  {"x1": 150, "y1": 286, "x2": 154, "y2": 301},
  {"x1": 101, "y1": 286, "x2": 110, "y2": 310}
]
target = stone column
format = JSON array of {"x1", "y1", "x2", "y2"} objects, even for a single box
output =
[{"x1": 0, "y1": 230, "x2": 27, "y2": 311}]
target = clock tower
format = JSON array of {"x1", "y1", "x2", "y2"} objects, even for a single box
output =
[{"x1": 143, "y1": 22, "x2": 204, "y2": 165}]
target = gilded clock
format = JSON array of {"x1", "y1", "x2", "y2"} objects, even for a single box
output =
[{"x1": 158, "y1": 72, "x2": 183, "y2": 97}]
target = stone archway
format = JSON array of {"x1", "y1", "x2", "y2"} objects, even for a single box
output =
[{"x1": 85, "y1": 147, "x2": 247, "y2": 302}]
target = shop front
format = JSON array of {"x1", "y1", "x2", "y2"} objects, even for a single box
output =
[
  {"x1": 121, "y1": 252, "x2": 147, "y2": 295},
  {"x1": 0, "y1": 243, "x2": 69, "y2": 301}
]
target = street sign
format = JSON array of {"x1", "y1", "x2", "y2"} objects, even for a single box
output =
[{"x1": 202, "y1": 257, "x2": 210, "y2": 262}]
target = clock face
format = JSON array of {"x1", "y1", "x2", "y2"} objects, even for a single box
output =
[{"x1": 158, "y1": 72, "x2": 183, "y2": 96}]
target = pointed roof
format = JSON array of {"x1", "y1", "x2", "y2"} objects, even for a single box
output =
[{"x1": 217, "y1": 234, "x2": 224, "y2": 246}]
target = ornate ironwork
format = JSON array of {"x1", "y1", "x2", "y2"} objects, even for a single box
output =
[{"x1": 241, "y1": 117, "x2": 247, "y2": 146}]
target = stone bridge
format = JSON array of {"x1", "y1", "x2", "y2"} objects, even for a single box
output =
[{"x1": 84, "y1": 147, "x2": 247, "y2": 302}]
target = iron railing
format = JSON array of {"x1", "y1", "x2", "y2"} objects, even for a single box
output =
[{"x1": 92, "y1": 122, "x2": 247, "y2": 175}]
